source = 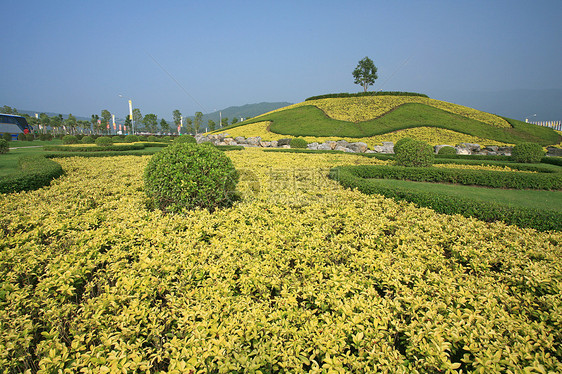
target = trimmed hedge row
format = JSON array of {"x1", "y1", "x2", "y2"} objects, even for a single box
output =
[
  {"x1": 0, "y1": 155, "x2": 64, "y2": 193},
  {"x1": 346, "y1": 164, "x2": 562, "y2": 190},
  {"x1": 330, "y1": 166, "x2": 562, "y2": 231},
  {"x1": 43, "y1": 144, "x2": 146, "y2": 152},
  {"x1": 305, "y1": 91, "x2": 429, "y2": 101}
]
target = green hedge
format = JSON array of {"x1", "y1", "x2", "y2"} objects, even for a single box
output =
[
  {"x1": 347, "y1": 164, "x2": 562, "y2": 190},
  {"x1": 305, "y1": 91, "x2": 429, "y2": 101},
  {"x1": 43, "y1": 144, "x2": 146, "y2": 152},
  {"x1": 0, "y1": 155, "x2": 64, "y2": 194},
  {"x1": 330, "y1": 166, "x2": 562, "y2": 231}
]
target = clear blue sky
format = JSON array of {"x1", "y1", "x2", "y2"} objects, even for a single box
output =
[{"x1": 1, "y1": 0, "x2": 561, "y2": 120}]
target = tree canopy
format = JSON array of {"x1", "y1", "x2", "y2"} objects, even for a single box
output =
[{"x1": 353, "y1": 56, "x2": 378, "y2": 92}]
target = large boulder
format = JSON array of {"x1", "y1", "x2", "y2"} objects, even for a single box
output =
[
  {"x1": 547, "y1": 147, "x2": 562, "y2": 157},
  {"x1": 270, "y1": 140, "x2": 278, "y2": 148},
  {"x1": 455, "y1": 146, "x2": 471, "y2": 155},
  {"x1": 277, "y1": 138, "x2": 291, "y2": 146},
  {"x1": 247, "y1": 136, "x2": 261, "y2": 146},
  {"x1": 235, "y1": 136, "x2": 246, "y2": 144},
  {"x1": 317, "y1": 143, "x2": 333, "y2": 151},
  {"x1": 336, "y1": 140, "x2": 350, "y2": 148},
  {"x1": 435, "y1": 144, "x2": 454, "y2": 153},
  {"x1": 459, "y1": 143, "x2": 481, "y2": 152},
  {"x1": 307, "y1": 142, "x2": 319, "y2": 150},
  {"x1": 348, "y1": 142, "x2": 368, "y2": 153},
  {"x1": 325, "y1": 141, "x2": 337, "y2": 150},
  {"x1": 373, "y1": 142, "x2": 394, "y2": 154}
]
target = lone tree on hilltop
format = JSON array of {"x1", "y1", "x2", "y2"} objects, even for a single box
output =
[{"x1": 353, "y1": 56, "x2": 378, "y2": 92}]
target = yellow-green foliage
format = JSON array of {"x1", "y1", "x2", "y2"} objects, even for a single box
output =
[
  {"x1": 258, "y1": 96, "x2": 511, "y2": 128},
  {"x1": 219, "y1": 122, "x2": 512, "y2": 147},
  {"x1": 0, "y1": 150, "x2": 561, "y2": 372}
]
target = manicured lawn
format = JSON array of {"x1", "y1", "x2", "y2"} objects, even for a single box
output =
[
  {"x1": 0, "y1": 147, "x2": 48, "y2": 176},
  {"x1": 368, "y1": 177, "x2": 562, "y2": 212}
]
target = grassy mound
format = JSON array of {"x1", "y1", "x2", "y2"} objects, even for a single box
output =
[{"x1": 217, "y1": 96, "x2": 561, "y2": 146}]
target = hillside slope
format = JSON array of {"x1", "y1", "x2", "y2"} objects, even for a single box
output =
[{"x1": 216, "y1": 95, "x2": 561, "y2": 146}]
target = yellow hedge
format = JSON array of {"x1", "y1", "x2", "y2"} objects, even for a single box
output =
[{"x1": 0, "y1": 150, "x2": 560, "y2": 372}]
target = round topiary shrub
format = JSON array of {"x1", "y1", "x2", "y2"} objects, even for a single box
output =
[
  {"x1": 3, "y1": 133, "x2": 13, "y2": 142},
  {"x1": 112, "y1": 135, "x2": 124, "y2": 143},
  {"x1": 511, "y1": 142, "x2": 544, "y2": 163},
  {"x1": 144, "y1": 143, "x2": 239, "y2": 213},
  {"x1": 17, "y1": 133, "x2": 26, "y2": 141},
  {"x1": 395, "y1": 138, "x2": 434, "y2": 167},
  {"x1": 138, "y1": 136, "x2": 148, "y2": 141},
  {"x1": 438, "y1": 146, "x2": 457, "y2": 155},
  {"x1": 0, "y1": 139, "x2": 9, "y2": 154},
  {"x1": 39, "y1": 133, "x2": 53, "y2": 141},
  {"x1": 62, "y1": 135, "x2": 79, "y2": 144},
  {"x1": 175, "y1": 135, "x2": 197, "y2": 144},
  {"x1": 81, "y1": 135, "x2": 95, "y2": 144},
  {"x1": 95, "y1": 137, "x2": 113, "y2": 147},
  {"x1": 124, "y1": 134, "x2": 139, "y2": 143},
  {"x1": 290, "y1": 138, "x2": 308, "y2": 149},
  {"x1": 147, "y1": 135, "x2": 158, "y2": 142},
  {"x1": 25, "y1": 133, "x2": 35, "y2": 142},
  {"x1": 163, "y1": 136, "x2": 173, "y2": 142}
]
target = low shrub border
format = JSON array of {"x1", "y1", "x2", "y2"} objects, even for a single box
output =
[
  {"x1": 305, "y1": 91, "x2": 429, "y2": 101},
  {"x1": 330, "y1": 166, "x2": 562, "y2": 231},
  {"x1": 43, "y1": 144, "x2": 146, "y2": 152},
  {"x1": 344, "y1": 164, "x2": 562, "y2": 190},
  {"x1": 0, "y1": 155, "x2": 64, "y2": 193}
]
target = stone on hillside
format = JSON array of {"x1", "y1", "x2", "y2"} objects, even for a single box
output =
[
  {"x1": 280, "y1": 145, "x2": 290, "y2": 149},
  {"x1": 335, "y1": 145, "x2": 349, "y2": 152},
  {"x1": 547, "y1": 147, "x2": 562, "y2": 157},
  {"x1": 455, "y1": 146, "x2": 471, "y2": 155},
  {"x1": 459, "y1": 143, "x2": 481, "y2": 151},
  {"x1": 197, "y1": 136, "x2": 210, "y2": 144},
  {"x1": 325, "y1": 141, "x2": 337, "y2": 150},
  {"x1": 317, "y1": 143, "x2": 333, "y2": 150},
  {"x1": 277, "y1": 138, "x2": 291, "y2": 146},
  {"x1": 235, "y1": 136, "x2": 246, "y2": 144},
  {"x1": 348, "y1": 142, "x2": 368, "y2": 153},
  {"x1": 270, "y1": 140, "x2": 278, "y2": 147},
  {"x1": 336, "y1": 140, "x2": 350, "y2": 147},
  {"x1": 307, "y1": 142, "x2": 319, "y2": 150},
  {"x1": 259, "y1": 141, "x2": 272, "y2": 147},
  {"x1": 223, "y1": 138, "x2": 235, "y2": 145},
  {"x1": 247, "y1": 137, "x2": 261, "y2": 145},
  {"x1": 373, "y1": 142, "x2": 394, "y2": 154},
  {"x1": 498, "y1": 146, "x2": 513, "y2": 156}
]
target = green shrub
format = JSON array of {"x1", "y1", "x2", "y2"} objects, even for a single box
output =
[
  {"x1": 62, "y1": 135, "x2": 79, "y2": 145},
  {"x1": 24, "y1": 133, "x2": 35, "y2": 141},
  {"x1": 17, "y1": 133, "x2": 26, "y2": 141},
  {"x1": 0, "y1": 139, "x2": 8, "y2": 154},
  {"x1": 147, "y1": 135, "x2": 158, "y2": 142},
  {"x1": 95, "y1": 137, "x2": 113, "y2": 147},
  {"x1": 438, "y1": 146, "x2": 457, "y2": 155},
  {"x1": 138, "y1": 136, "x2": 148, "y2": 141},
  {"x1": 124, "y1": 134, "x2": 139, "y2": 143},
  {"x1": 395, "y1": 138, "x2": 434, "y2": 167},
  {"x1": 511, "y1": 142, "x2": 545, "y2": 163},
  {"x1": 0, "y1": 155, "x2": 64, "y2": 193},
  {"x1": 175, "y1": 135, "x2": 197, "y2": 144},
  {"x1": 163, "y1": 136, "x2": 173, "y2": 142},
  {"x1": 305, "y1": 91, "x2": 429, "y2": 101},
  {"x1": 2, "y1": 133, "x2": 13, "y2": 141},
  {"x1": 289, "y1": 138, "x2": 308, "y2": 149},
  {"x1": 81, "y1": 135, "x2": 95, "y2": 144},
  {"x1": 39, "y1": 133, "x2": 53, "y2": 141},
  {"x1": 112, "y1": 135, "x2": 124, "y2": 143},
  {"x1": 144, "y1": 143, "x2": 239, "y2": 213}
]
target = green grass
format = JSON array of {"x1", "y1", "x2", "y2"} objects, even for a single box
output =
[
  {"x1": 369, "y1": 178, "x2": 562, "y2": 212},
  {"x1": 231, "y1": 103, "x2": 561, "y2": 145},
  {"x1": 0, "y1": 147, "x2": 49, "y2": 176}
]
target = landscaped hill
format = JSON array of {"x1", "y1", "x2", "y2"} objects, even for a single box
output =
[{"x1": 214, "y1": 94, "x2": 562, "y2": 146}]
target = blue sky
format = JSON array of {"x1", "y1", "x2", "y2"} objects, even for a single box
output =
[{"x1": 1, "y1": 0, "x2": 561, "y2": 120}]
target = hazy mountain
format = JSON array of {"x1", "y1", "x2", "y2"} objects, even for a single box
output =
[
  {"x1": 430, "y1": 89, "x2": 562, "y2": 122},
  {"x1": 186, "y1": 102, "x2": 292, "y2": 128}
]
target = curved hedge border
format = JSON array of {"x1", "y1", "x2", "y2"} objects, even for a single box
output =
[
  {"x1": 346, "y1": 164, "x2": 562, "y2": 190},
  {"x1": 0, "y1": 155, "x2": 64, "y2": 194},
  {"x1": 43, "y1": 144, "x2": 146, "y2": 152},
  {"x1": 330, "y1": 166, "x2": 562, "y2": 231},
  {"x1": 305, "y1": 91, "x2": 429, "y2": 101}
]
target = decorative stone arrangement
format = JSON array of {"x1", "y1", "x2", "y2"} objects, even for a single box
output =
[{"x1": 196, "y1": 134, "x2": 519, "y2": 156}]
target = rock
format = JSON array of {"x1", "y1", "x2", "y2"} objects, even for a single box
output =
[
  {"x1": 259, "y1": 141, "x2": 272, "y2": 147},
  {"x1": 270, "y1": 140, "x2": 278, "y2": 148},
  {"x1": 325, "y1": 141, "x2": 337, "y2": 150},
  {"x1": 223, "y1": 138, "x2": 235, "y2": 145},
  {"x1": 455, "y1": 146, "x2": 471, "y2": 155},
  {"x1": 459, "y1": 143, "x2": 481, "y2": 151},
  {"x1": 336, "y1": 140, "x2": 350, "y2": 147},
  {"x1": 334, "y1": 145, "x2": 349, "y2": 152},
  {"x1": 280, "y1": 145, "x2": 290, "y2": 149},
  {"x1": 497, "y1": 146, "x2": 513, "y2": 156},
  {"x1": 196, "y1": 136, "x2": 210, "y2": 144},
  {"x1": 348, "y1": 142, "x2": 368, "y2": 153},
  {"x1": 547, "y1": 147, "x2": 562, "y2": 157},
  {"x1": 235, "y1": 136, "x2": 246, "y2": 144},
  {"x1": 247, "y1": 136, "x2": 261, "y2": 145},
  {"x1": 365, "y1": 150, "x2": 376, "y2": 153},
  {"x1": 373, "y1": 142, "x2": 394, "y2": 154},
  {"x1": 484, "y1": 145, "x2": 499, "y2": 152},
  {"x1": 317, "y1": 143, "x2": 333, "y2": 150},
  {"x1": 307, "y1": 142, "x2": 319, "y2": 150},
  {"x1": 277, "y1": 138, "x2": 291, "y2": 146}
]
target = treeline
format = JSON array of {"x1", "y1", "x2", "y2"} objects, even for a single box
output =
[{"x1": 1, "y1": 105, "x2": 244, "y2": 136}]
